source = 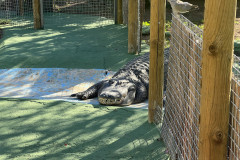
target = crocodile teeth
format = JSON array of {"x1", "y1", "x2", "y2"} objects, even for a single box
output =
[
  {"x1": 98, "y1": 97, "x2": 123, "y2": 105},
  {"x1": 99, "y1": 98, "x2": 105, "y2": 104},
  {"x1": 107, "y1": 99, "x2": 112, "y2": 104},
  {"x1": 116, "y1": 99, "x2": 121, "y2": 104}
]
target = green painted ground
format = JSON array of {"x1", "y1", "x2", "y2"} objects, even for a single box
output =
[
  {"x1": 0, "y1": 14, "x2": 168, "y2": 159},
  {"x1": 0, "y1": 14, "x2": 149, "y2": 71},
  {"x1": 0, "y1": 98, "x2": 168, "y2": 160}
]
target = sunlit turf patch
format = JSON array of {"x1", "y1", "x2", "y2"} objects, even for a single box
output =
[
  {"x1": 0, "y1": 98, "x2": 168, "y2": 159},
  {"x1": 0, "y1": 19, "x2": 11, "y2": 25}
]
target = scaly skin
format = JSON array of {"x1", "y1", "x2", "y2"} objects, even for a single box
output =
[{"x1": 71, "y1": 48, "x2": 169, "y2": 106}]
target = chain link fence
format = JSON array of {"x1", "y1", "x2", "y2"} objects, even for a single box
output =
[{"x1": 156, "y1": 14, "x2": 240, "y2": 160}]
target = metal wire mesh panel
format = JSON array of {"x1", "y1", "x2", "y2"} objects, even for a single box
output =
[
  {"x1": 159, "y1": 14, "x2": 202, "y2": 160},
  {"x1": 158, "y1": 13, "x2": 240, "y2": 160},
  {"x1": 0, "y1": 0, "x2": 114, "y2": 28},
  {"x1": 229, "y1": 56, "x2": 240, "y2": 160},
  {"x1": 42, "y1": 0, "x2": 114, "y2": 27},
  {"x1": 0, "y1": 0, "x2": 33, "y2": 27}
]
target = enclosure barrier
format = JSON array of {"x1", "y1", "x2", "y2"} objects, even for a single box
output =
[
  {"x1": 148, "y1": 0, "x2": 165, "y2": 123},
  {"x1": 155, "y1": 8, "x2": 238, "y2": 160},
  {"x1": 115, "y1": 0, "x2": 123, "y2": 24},
  {"x1": 199, "y1": 0, "x2": 236, "y2": 159},
  {"x1": 230, "y1": 61, "x2": 240, "y2": 160},
  {"x1": 158, "y1": 14, "x2": 202, "y2": 160},
  {"x1": 0, "y1": 0, "x2": 114, "y2": 28},
  {"x1": 128, "y1": 0, "x2": 144, "y2": 54},
  {"x1": 0, "y1": 0, "x2": 33, "y2": 27},
  {"x1": 33, "y1": 0, "x2": 43, "y2": 29}
]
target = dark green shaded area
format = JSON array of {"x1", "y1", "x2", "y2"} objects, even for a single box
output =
[{"x1": 0, "y1": 98, "x2": 168, "y2": 160}]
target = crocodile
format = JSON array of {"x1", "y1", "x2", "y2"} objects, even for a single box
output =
[{"x1": 71, "y1": 48, "x2": 169, "y2": 106}]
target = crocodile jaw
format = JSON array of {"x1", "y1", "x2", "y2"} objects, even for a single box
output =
[{"x1": 98, "y1": 97, "x2": 123, "y2": 105}]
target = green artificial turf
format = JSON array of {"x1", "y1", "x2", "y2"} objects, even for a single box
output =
[
  {"x1": 0, "y1": 98, "x2": 168, "y2": 160},
  {"x1": 0, "y1": 13, "x2": 149, "y2": 71},
  {"x1": 0, "y1": 14, "x2": 169, "y2": 159}
]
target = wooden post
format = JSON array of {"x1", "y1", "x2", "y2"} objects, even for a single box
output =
[
  {"x1": 148, "y1": 0, "x2": 165, "y2": 123},
  {"x1": 33, "y1": 0, "x2": 44, "y2": 29},
  {"x1": 19, "y1": 0, "x2": 24, "y2": 16},
  {"x1": 122, "y1": 0, "x2": 128, "y2": 25},
  {"x1": 128, "y1": 0, "x2": 138, "y2": 54},
  {"x1": 116, "y1": 0, "x2": 123, "y2": 24},
  {"x1": 198, "y1": 0, "x2": 237, "y2": 159}
]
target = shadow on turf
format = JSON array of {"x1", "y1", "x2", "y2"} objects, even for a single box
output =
[
  {"x1": 0, "y1": 98, "x2": 168, "y2": 159},
  {"x1": 0, "y1": 14, "x2": 137, "y2": 71}
]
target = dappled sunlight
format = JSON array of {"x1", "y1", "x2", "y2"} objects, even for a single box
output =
[
  {"x1": 0, "y1": 68, "x2": 148, "y2": 109},
  {"x1": 0, "y1": 15, "x2": 134, "y2": 70},
  {"x1": 0, "y1": 99, "x2": 167, "y2": 159},
  {"x1": 0, "y1": 68, "x2": 113, "y2": 99},
  {"x1": 115, "y1": 138, "x2": 155, "y2": 153},
  {"x1": 0, "y1": 11, "x2": 162, "y2": 159},
  {"x1": 6, "y1": 133, "x2": 42, "y2": 147}
]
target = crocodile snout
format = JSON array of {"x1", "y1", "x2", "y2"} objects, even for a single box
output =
[
  {"x1": 99, "y1": 91, "x2": 121, "y2": 99},
  {"x1": 98, "y1": 91, "x2": 123, "y2": 105}
]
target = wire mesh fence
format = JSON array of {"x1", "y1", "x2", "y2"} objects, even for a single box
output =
[
  {"x1": 158, "y1": 14, "x2": 202, "y2": 160},
  {"x1": 156, "y1": 13, "x2": 240, "y2": 160},
  {"x1": 229, "y1": 57, "x2": 240, "y2": 160},
  {"x1": 0, "y1": 0, "x2": 114, "y2": 28},
  {"x1": 43, "y1": 0, "x2": 114, "y2": 27},
  {"x1": 0, "y1": 0, "x2": 33, "y2": 27}
]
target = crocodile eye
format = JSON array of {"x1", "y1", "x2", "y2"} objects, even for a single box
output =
[
  {"x1": 108, "y1": 79, "x2": 114, "y2": 84},
  {"x1": 119, "y1": 82, "x2": 125, "y2": 86},
  {"x1": 128, "y1": 86, "x2": 135, "y2": 92}
]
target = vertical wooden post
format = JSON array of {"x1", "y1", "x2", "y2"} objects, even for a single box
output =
[
  {"x1": 198, "y1": 0, "x2": 237, "y2": 159},
  {"x1": 148, "y1": 0, "x2": 165, "y2": 123},
  {"x1": 116, "y1": 0, "x2": 123, "y2": 24},
  {"x1": 33, "y1": 0, "x2": 44, "y2": 29},
  {"x1": 122, "y1": 0, "x2": 128, "y2": 25},
  {"x1": 19, "y1": 0, "x2": 24, "y2": 16},
  {"x1": 128, "y1": 0, "x2": 138, "y2": 54}
]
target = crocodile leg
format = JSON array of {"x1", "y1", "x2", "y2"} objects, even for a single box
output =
[
  {"x1": 71, "y1": 81, "x2": 106, "y2": 100},
  {"x1": 134, "y1": 83, "x2": 148, "y2": 103}
]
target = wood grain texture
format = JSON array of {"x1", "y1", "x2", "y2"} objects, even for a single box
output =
[
  {"x1": 33, "y1": 0, "x2": 44, "y2": 29},
  {"x1": 117, "y1": 0, "x2": 123, "y2": 24},
  {"x1": 148, "y1": 0, "x2": 165, "y2": 123},
  {"x1": 19, "y1": 0, "x2": 24, "y2": 16},
  {"x1": 198, "y1": 0, "x2": 237, "y2": 159},
  {"x1": 128, "y1": 0, "x2": 138, "y2": 54}
]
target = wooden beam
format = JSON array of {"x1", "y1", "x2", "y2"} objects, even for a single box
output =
[
  {"x1": 122, "y1": 0, "x2": 128, "y2": 25},
  {"x1": 33, "y1": 0, "x2": 44, "y2": 29},
  {"x1": 19, "y1": 0, "x2": 24, "y2": 16},
  {"x1": 116, "y1": 0, "x2": 123, "y2": 24},
  {"x1": 148, "y1": 0, "x2": 165, "y2": 123},
  {"x1": 128, "y1": 0, "x2": 138, "y2": 54},
  {"x1": 198, "y1": 0, "x2": 237, "y2": 159}
]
